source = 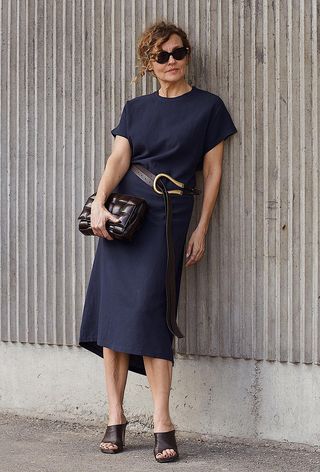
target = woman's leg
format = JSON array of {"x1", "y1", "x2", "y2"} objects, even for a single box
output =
[
  {"x1": 100, "y1": 347, "x2": 130, "y2": 451},
  {"x1": 143, "y1": 356, "x2": 177, "y2": 460}
]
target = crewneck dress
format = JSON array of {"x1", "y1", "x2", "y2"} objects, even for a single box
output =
[{"x1": 78, "y1": 85, "x2": 237, "y2": 376}]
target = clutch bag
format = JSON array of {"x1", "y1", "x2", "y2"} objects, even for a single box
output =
[{"x1": 78, "y1": 192, "x2": 148, "y2": 241}]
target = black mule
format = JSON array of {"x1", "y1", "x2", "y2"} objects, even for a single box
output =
[
  {"x1": 100, "y1": 421, "x2": 129, "y2": 454},
  {"x1": 153, "y1": 429, "x2": 180, "y2": 463}
]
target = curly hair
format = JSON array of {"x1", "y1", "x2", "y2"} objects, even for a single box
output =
[{"x1": 131, "y1": 20, "x2": 191, "y2": 84}]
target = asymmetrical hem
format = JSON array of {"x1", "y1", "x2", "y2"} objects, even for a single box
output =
[{"x1": 79, "y1": 340, "x2": 173, "y2": 376}]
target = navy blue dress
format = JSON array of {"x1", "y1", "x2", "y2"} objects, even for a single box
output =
[{"x1": 78, "y1": 85, "x2": 237, "y2": 376}]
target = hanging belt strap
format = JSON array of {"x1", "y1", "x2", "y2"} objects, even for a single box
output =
[{"x1": 130, "y1": 163, "x2": 201, "y2": 338}]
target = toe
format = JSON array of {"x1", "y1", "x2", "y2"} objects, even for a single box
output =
[
  {"x1": 101, "y1": 442, "x2": 118, "y2": 450},
  {"x1": 157, "y1": 448, "x2": 176, "y2": 459},
  {"x1": 156, "y1": 450, "x2": 167, "y2": 459}
]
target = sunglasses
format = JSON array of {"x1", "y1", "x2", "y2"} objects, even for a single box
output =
[{"x1": 153, "y1": 46, "x2": 189, "y2": 64}]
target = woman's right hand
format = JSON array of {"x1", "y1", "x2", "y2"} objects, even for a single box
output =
[{"x1": 90, "y1": 201, "x2": 120, "y2": 240}]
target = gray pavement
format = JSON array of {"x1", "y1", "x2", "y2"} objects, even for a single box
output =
[{"x1": 1, "y1": 412, "x2": 320, "y2": 471}]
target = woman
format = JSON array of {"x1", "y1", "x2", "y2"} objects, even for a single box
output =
[{"x1": 78, "y1": 20, "x2": 237, "y2": 463}]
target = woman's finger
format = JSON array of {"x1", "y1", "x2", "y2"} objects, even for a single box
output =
[
  {"x1": 91, "y1": 208, "x2": 121, "y2": 240},
  {"x1": 185, "y1": 245, "x2": 205, "y2": 266},
  {"x1": 186, "y1": 241, "x2": 193, "y2": 258}
]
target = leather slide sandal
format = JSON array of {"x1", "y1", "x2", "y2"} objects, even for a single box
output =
[
  {"x1": 100, "y1": 421, "x2": 129, "y2": 454},
  {"x1": 153, "y1": 429, "x2": 180, "y2": 463}
]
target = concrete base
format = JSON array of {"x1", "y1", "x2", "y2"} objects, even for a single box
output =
[{"x1": 1, "y1": 341, "x2": 320, "y2": 446}]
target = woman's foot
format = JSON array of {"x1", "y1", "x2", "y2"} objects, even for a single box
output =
[
  {"x1": 100, "y1": 412, "x2": 128, "y2": 452},
  {"x1": 153, "y1": 418, "x2": 178, "y2": 460}
]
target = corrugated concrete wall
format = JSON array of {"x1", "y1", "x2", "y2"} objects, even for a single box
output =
[{"x1": 1, "y1": 1, "x2": 319, "y2": 368}]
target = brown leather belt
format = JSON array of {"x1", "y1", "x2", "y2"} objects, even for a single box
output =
[{"x1": 130, "y1": 163, "x2": 201, "y2": 339}]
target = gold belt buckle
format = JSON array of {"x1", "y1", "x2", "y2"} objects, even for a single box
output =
[{"x1": 153, "y1": 173, "x2": 184, "y2": 195}]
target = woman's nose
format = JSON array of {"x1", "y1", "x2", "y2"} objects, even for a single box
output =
[{"x1": 168, "y1": 57, "x2": 176, "y2": 65}]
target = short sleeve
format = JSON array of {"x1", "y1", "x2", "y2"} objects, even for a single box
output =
[
  {"x1": 203, "y1": 97, "x2": 237, "y2": 155},
  {"x1": 111, "y1": 102, "x2": 129, "y2": 139}
]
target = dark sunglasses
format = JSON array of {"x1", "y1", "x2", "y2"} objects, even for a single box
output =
[{"x1": 153, "y1": 46, "x2": 189, "y2": 64}]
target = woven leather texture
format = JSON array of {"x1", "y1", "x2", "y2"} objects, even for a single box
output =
[{"x1": 78, "y1": 192, "x2": 147, "y2": 241}]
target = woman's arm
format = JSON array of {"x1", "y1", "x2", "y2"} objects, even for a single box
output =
[
  {"x1": 93, "y1": 135, "x2": 132, "y2": 206},
  {"x1": 185, "y1": 140, "x2": 224, "y2": 267},
  {"x1": 197, "y1": 140, "x2": 224, "y2": 235},
  {"x1": 90, "y1": 135, "x2": 132, "y2": 240}
]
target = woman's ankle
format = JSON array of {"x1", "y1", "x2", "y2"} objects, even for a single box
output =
[
  {"x1": 107, "y1": 409, "x2": 127, "y2": 424},
  {"x1": 153, "y1": 415, "x2": 174, "y2": 431}
]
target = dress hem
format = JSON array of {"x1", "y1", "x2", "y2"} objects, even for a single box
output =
[{"x1": 78, "y1": 339, "x2": 174, "y2": 377}]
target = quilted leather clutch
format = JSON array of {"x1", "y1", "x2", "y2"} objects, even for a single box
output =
[{"x1": 78, "y1": 192, "x2": 148, "y2": 241}]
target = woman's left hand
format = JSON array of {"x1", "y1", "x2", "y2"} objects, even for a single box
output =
[{"x1": 185, "y1": 226, "x2": 206, "y2": 267}]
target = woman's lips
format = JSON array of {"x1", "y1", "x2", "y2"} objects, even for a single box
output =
[{"x1": 167, "y1": 69, "x2": 178, "y2": 72}]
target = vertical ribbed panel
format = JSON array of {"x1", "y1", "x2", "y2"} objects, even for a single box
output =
[
  {"x1": 177, "y1": 0, "x2": 320, "y2": 365},
  {"x1": 0, "y1": 1, "x2": 319, "y2": 365}
]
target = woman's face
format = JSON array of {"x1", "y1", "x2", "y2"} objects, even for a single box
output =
[{"x1": 148, "y1": 33, "x2": 189, "y2": 85}]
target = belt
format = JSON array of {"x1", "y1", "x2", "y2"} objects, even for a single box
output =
[{"x1": 130, "y1": 163, "x2": 201, "y2": 339}]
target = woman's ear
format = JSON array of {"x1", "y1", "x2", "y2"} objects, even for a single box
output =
[
  {"x1": 146, "y1": 60, "x2": 155, "y2": 75},
  {"x1": 147, "y1": 66, "x2": 156, "y2": 78}
]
